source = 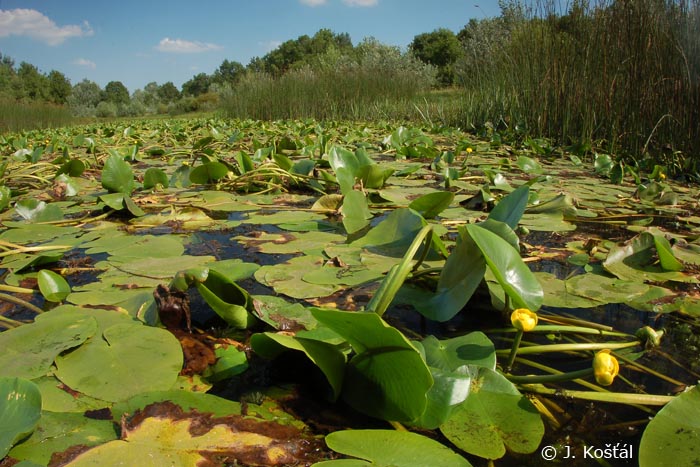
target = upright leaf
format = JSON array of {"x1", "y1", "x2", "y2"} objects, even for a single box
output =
[
  {"x1": 0, "y1": 377, "x2": 42, "y2": 458},
  {"x1": 101, "y1": 154, "x2": 135, "y2": 194}
]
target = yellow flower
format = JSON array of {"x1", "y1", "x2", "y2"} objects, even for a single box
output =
[
  {"x1": 510, "y1": 308, "x2": 538, "y2": 332},
  {"x1": 466, "y1": 147, "x2": 473, "y2": 154},
  {"x1": 593, "y1": 349, "x2": 619, "y2": 386}
]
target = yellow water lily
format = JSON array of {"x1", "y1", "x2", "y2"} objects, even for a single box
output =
[
  {"x1": 510, "y1": 308, "x2": 538, "y2": 332},
  {"x1": 593, "y1": 349, "x2": 619, "y2": 386}
]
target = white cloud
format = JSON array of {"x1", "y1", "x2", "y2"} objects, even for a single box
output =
[
  {"x1": 72, "y1": 58, "x2": 96, "y2": 69},
  {"x1": 155, "y1": 37, "x2": 222, "y2": 53},
  {"x1": 300, "y1": 0, "x2": 328, "y2": 6},
  {"x1": 0, "y1": 9, "x2": 93, "y2": 46},
  {"x1": 342, "y1": 0, "x2": 378, "y2": 6},
  {"x1": 259, "y1": 40, "x2": 283, "y2": 52}
]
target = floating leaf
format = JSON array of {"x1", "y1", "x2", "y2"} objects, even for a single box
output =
[
  {"x1": 639, "y1": 386, "x2": 700, "y2": 467},
  {"x1": 0, "y1": 311, "x2": 98, "y2": 379},
  {"x1": 14, "y1": 199, "x2": 64, "y2": 222},
  {"x1": 317, "y1": 429, "x2": 471, "y2": 467},
  {"x1": 61, "y1": 402, "x2": 324, "y2": 467},
  {"x1": 440, "y1": 367, "x2": 544, "y2": 459},
  {"x1": 54, "y1": 323, "x2": 183, "y2": 402},
  {"x1": 0, "y1": 377, "x2": 42, "y2": 458},
  {"x1": 37, "y1": 269, "x2": 71, "y2": 302}
]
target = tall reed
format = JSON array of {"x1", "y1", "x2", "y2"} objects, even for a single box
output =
[
  {"x1": 0, "y1": 99, "x2": 74, "y2": 133},
  {"x1": 455, "y1": 0, "x2": 700, "y2": 166}
]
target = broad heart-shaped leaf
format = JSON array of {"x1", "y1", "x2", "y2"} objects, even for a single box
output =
[
  {"x1": 37, "y1": 269, "x2": 71, "y2": 302},
  {"x1": 357, "y1": 165, "x2": 394, "y2": 189},
  {"x1": 408, "y1": 191, "x2": 455, "y2": 219},
  {"x1": 413, "y1": 229, "x2": 485, "y2": 322},
  {"x1": 340, "y1": 190, "x2": 372, "y2": 235},
  {"x1": 54, "y1": 322, "x2": 183, "y2": 402},
  {"x1": 61, "y1": 401, "x2": 324, "y2": 467},
  {"x1": 111, "y1": 390, "x2": 242, "y2": 422},
  {"x1": 413, "y1": 333, "x2": 496, "y2": 429},
  {"x1": 189, "y1": 161, "x2": 229, "y2": 184},
  {"x1": 251, "y1": 332, "x2": 347, "y2": 401},
  {"x1": 639, "y1": 386, "x2": 700, "y2": 467},
  {"x1": 465, "y1": 224, "x2": 543, "y2": 310},
  {"x1": 488, "y1": 184, "x2": 529, "y2": 229},
  {"x1": 101, "y1": 154, "x2": 135, "y2": 194},
  {"x1": 422, "y1": 333, "x2": 496, "y2": 372},
  {"x1": 8, "y1": 411, "x2": 116, "y2": 465},
  {"x1": 604, "y1": 232, "x2": 695, "y2": 283},
  {"x1": 311, "y1": 309, "x2": 433, "y2": 422},
  {"x1": 316, "y1": 429, "x2": 472, "y2": 467},
  {"x1": 143, "y1": 167, "x2": 169, "y2": 189},
  {"x1": 195, "y1": 269, "x2": 255, "y2": 329},
  {"x1": 0, "y1": 377, "x2": 42, "y2": 458},
  {"x1": 14, "y1": 199, "x2": 64, "y2": 222},
  {"x1": 0, "y1": 311, "x2": 98, "y2": 379},
  {"x1": 440, "y1": 366, "x2": 544, "y2": 459}
]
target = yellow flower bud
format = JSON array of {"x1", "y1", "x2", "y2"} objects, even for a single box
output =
[
  {"x1": 510, "y1": 308, "x2": 538, "y2": 332},
  {"x1": 593, "y1": 349, "x2": 619, "y2": 386}
]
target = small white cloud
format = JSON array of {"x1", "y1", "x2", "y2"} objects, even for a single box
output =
[
  {"x1": 343, "y1": 0, "x2": 378, "y2": 6},
  {"x1": 300, "y1": 0, "x2": 327, "y2": 6},
  {"x1": 0, "y1": 8, "x2": 93, "y2": 46},
  {"x1": 259, "y1": 40, "x2": 283, "y2": 52},
  {"x1": 72, "y1": 58, "x2": 96, "y2": 69},
  {"x1": 156, "y1": 37, "x2": 222, "y2": 54}
]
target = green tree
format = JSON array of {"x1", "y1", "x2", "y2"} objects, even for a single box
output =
[
  {"x1": 182, "y1": 73, "x2": 211, "y2": 96},
  {"x1": 410, "y1": 28, "x2": 462, "y2": 85},
  {"x1": 157, "y1": 81, "x2": 180, "y2": 103},
  {"x1": 103, "y1": 81, "x2": 130, "y2": 105},
  {"x1": 17, "y1": 62, "x2": 48, "y2": 100},
  {"x1": 213, "y1": 59, "x2": 245, "y2": 85},
  {"x1": 47, "y1": 70, "x2": 71, "y2": 104},
  {"x1": 67, "y1": 79, "x2": 103, "y2": 117},
  {"x1": 0, "y1": 54, "x2": 16, "y2": 98}
]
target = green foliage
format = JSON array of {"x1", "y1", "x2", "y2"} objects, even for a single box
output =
[
  {"x1": 0, "y1": 377, "x2": 42, "y2": 458},
  {"x1": 410, "y1": 28, "x2": 463, "y2": 85}
]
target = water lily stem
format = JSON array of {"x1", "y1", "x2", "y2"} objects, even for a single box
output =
[
  {"x1": 519, "y1": 384, "x2": 674, "y2": 406},
  {"x1": 388, "y1": 421, "x2": 408, "y2": 431},
  {"x1": 0, "y1": 314, "x2": 23, "y2": 328},
  {"x1": 496, "y1": 340, "x2": 639, "y2": 356},
  {"x1": 0, "y1": 284, "x2": 36, "y2": 294},
  {"x1": 506, "y1": 368, "x2": 594, "y2": 384},
  {"x1": 504, "y1": 329, "x2": 523, "y2": 373},
  {"x1": 0, "y1": 292, "x2": 44, "y2": 315}
]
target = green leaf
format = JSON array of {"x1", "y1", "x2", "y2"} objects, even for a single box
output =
[
  {"x1": 422, "y1": 333, "x2": 496, "y2": 372},
  {"x1": 14, "y1": 199, "x2": 64, "y2": 222},
  {"x1": 8, "y1": 411, "x2": 115, "y2": 465},
  {"x1": 318, "y1": 429, "x2": 471, "y2": 467},
  {"x1": 639, "y1": 386, "x2": 700, "y2": 467},
  {"x1": 516, "y1": 155, "x2": 542, "y2": 174},
  {"x1": 143, "y1": 167, "x2": 169, "y2": 189},
  {"x1": 311, "y1": 309, "x2": 433, "y2": 422},
  {"x1": 0, "y1": 377, "x2": 42, "y2": 458},
  {"x1": 189, "y1": 161, "x2": 229, "y2": 184},
  {"x1": 341, "y1": 190, "x2": 372, "y2": 235},
  {"x1": 0, "y1": 185, "x2": 11, "y2": 211},
  {"x1": 466, "y1": 224, "x2": 543, "y2": 310},
  {"x1": 0, "y1": 311, "x2": 98, "y2": 379},
  {"x1": 408, "y1": 191, "x2": 455, "y2": 219},
  {"x1": 440, "y1": 367, "x2": 544, "y2": 459},
  {"x1": 357, "y1": 165, "x2": 394, "y2": 189},
  {"x1": 488, "y1": 185, "x2": 529, "y2": 229},
  {"x1": 37, "y1": 269, "x2": 71, "y2": 302},
  {"x1": 594, "y1": 153, "x2": 613, "y2": 175},
  {"x1": 414, "y1": 229, "x2": 485, "y2": 322},
  {"x1": 54, "y1": 322, "x2": 183, "y2": 402},
  {"x1": 653, "y1": 233, "x2": 684, "y2": 271},
  {"x1": 251, "y1": 332, "x2": 346, "y2": 400},
  {"x1": 101, "y1": 154, "x2": 135, "y2": 194},
  {"x1": 195, "y1": 269, "x2": 254, "y2": 329}
]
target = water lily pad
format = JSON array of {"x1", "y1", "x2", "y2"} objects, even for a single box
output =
[
  {"x1": 111, "y1": 390, "x2": 242, "y2": 422},
  {"x1": 37, "y1": 269, "x2": 71, "y2": 302},
  {"x1": 54, "y1": 322, "x2": 183, "y2": 402},
  {"x1": 0, "y1": 311, "x2": 98, "y2": 379},
  {"x1": 0, "y1": 377, "x2": 42, "y2": 458},
  {"x1": 317, "y1": 429, "x2": 471, "y2": 467},
  {"x1": 8, "y1": 410, "x2": 116, "y2": 465},
  {"x1": 440, "y1": 367, "x2": 544, "y2": 459},
  {"x1": 639, "y1": 386, "x2": 700, "y2": 467},
  {"x1": 101, "y1": 154, "x2": 135, "y2": 194}
]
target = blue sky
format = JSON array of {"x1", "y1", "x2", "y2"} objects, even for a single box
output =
[{"x1": 0, "y1": 0, "x2": 501, "y2": 93}]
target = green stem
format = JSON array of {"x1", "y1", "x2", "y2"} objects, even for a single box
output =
[
  {"x1": 489, "y1": 324, "x2": 630, "y2": 337},
  {"x1": 0, "y1": 284, "x2": 36, "y2": 294},
  {"x1": 0, "y1": 292, "x2": 44, "y2": 315},
  {"x1": 506, "y1": 368, "x2": 594, "y2": 384},
  {"x1": 504, "y1": 329, "x2": 523, "y2": 372},
  {"x1": 520, "y1": 384, "x2": 674, "y2": 406},
  {"x1": 0, "y1": 314, "x2": 24, "y2": 328},
  {"x1": 496, "y1": 340, "x2": 639, "y2": 356}
]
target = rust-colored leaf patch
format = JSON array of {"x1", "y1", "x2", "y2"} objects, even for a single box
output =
[{"x1": 57, "y1": 401, "x2": 327, "y2": 467}]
